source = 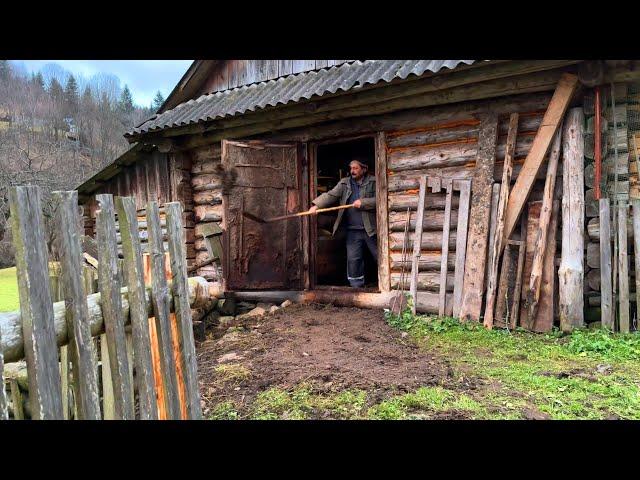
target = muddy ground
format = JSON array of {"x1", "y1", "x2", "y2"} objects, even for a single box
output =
[{"x1": 197, "y1": 303, "x2": 482, "y2": 419}]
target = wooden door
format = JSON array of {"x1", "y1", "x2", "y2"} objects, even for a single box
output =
[{"x1": 222, "y1": 140, "x2": 303, "y2": 290}]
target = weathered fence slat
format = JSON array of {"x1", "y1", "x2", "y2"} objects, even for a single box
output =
[
  {"x1": 53, "y1": 191, "x2": 101, "y2": 420},
  {"x1": 618, "y1": 204, "x2": 630, "y2": 333},
  {"x1": 9, "y1": 185, "x2": 63, "y2": 419},
  {"x1": 116, "y1": 196, "x2": 158, "y2": 420},
  {"x1": 166, "y1": 202, "x2": 202, "y2": 419},
  {"x1": 147, "y1": 201, "x2": 182, "y2": 419},
  {"x1": 439, "y1": 181, "x2": 453, "y2": 316},
  {"x1": 100, "y1": 334, "x2": 115, "y2": 419},
  {"x1": 96, "y1": 194, "x2": 135, "y2": 420},
  {"x1": 452, "y1": 180, "x2": 471, "y2": 318},
  {"x1": 599, "y1": 199, "x2": 614, "y2": 329}
]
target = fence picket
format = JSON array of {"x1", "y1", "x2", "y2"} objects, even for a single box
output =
[
  {"x1": 53, "y1": 191, "x2": 101, "y2": 420},
  {"x1": 147, "y1": 201, "x2": 182, "y2": 419},
  {"x1": 116, "y1": 196, "x2": 158, "y2": 420},
  {"x1": 9, "y1": 185, "x2": 63, "y2": 419},
  {"x1": 166, "y1": 202, "x2": 202, "y2": 419},
  {"x1": 96, "y1": 194, "x2": 135, "y2": 419}
]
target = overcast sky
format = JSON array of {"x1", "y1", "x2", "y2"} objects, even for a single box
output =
[{"x1": 16, "y1": 60, "x2": 193, "y2": 106}]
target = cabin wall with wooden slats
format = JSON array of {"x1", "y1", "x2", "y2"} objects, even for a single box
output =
[
  {"x1": 189, "y1": 143, "x2": 223, "y2": 281},
  {"x1": 199, "y1": 60, "x2": 356, "y2": 95},
  {"x1": 80, "y1": 151, "x2": 197, "y2": 269},
  {"x1": 385, "y1": 101, "x2": 551, "y2": 294}
]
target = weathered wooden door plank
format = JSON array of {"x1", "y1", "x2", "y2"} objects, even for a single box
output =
[
  {"x1": 410, "y1": 176, "x2": 428, "y2": 315},
  {"x1": 439, "y1": 181, "x2": 453, "y2": 316},
  {"x1": 452, "y1": 179, "x2": 471, "y2": 318}
]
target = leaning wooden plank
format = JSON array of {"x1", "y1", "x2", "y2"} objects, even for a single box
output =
[
  {"x1": 558, "y1": 108, "x2": 585, "y2": 331},
  {"x1": 147, "y1": 201, "x2": 182, "y2": 420},
  {"x1": 100, "y1": 334, "x2": 115, "y2": 420},
  {"x1": 459, "y1": 113, "x2": 499, "y2": 322},
  {"x1": 484, "y1": 183, "x2": 501, "y2": 297},
  {"x1": 494, "y1": 242, "x2": 515, "y2": 328},
  {"x1": 53, "y1": 191, "x2": 101, "y2": 420},
  {"x1": 116, "y1": 196, "x2": 158, "y2": 420},
  {"x1": 632, "y1": 199, "x2": 640, "y2": 328},
  {"x1": 439, "y1": 181, "x2": 453, "y2": 315},
  {"x1": 9, "y1": 185, "x2": 63, "y2": 420},
  {"x1": 526, "y1": 127, "x2": 562, "y2": 322},
  {"x1": 502, "y1": 73, "x2": 579, "y2": 246},
  {"x1": 618, "y1": 204, "x2": 630, "y2": 333},
  {"x1": 166, "y1": 202, "x2": 203, "y2": 419},
  {"x1": 95, "y1": 194, "x2": 135, "y2": 420},
  {"x1": 509, "y1": 240, "x2": 526, "y2": 330},
  {"x1": 484, "y1": 112, "x2": 519, "y2": 329},
  {"x1": 452, "y1": 179, "x2": 471, "y2": 318},
  {"x1": 410, "y1": 176, "x2": 428, "y2": 315}
]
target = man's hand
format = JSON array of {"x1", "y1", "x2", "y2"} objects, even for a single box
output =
[
  {"x1": 353, "y1": 199, "x2": 362, "y2": 209},
  {"x1": 308, "y1": 205, "x2": 318, "y2": 214}
]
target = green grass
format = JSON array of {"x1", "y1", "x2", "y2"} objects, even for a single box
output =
[{"x1": 0, "y1": 267, "x2": 19, "y2": 312}]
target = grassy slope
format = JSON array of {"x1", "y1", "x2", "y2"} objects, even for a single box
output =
[
  {"x1": 208, "y1": 310, "x2": 640, "y2": 420},
  {"x1": 0, "y1": 267, "x2": 19, "y2": 312}
]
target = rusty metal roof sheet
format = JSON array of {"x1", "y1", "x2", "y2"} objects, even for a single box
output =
[{"x1": 127, "y1": 60, "x2": 476, "y2": 138}]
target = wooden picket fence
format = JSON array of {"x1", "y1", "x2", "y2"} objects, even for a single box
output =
[{"x1": 0, "y1": 186, "x2": 205, "y2": 420}]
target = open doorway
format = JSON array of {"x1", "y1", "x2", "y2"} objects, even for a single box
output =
[{"x1": 312, "y1": 137, "x2": 377, "y2": 289}]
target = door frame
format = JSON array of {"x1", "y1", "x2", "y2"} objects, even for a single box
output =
[{"x1": 306, "y1": 132, "x2": 388, "y2": 292}]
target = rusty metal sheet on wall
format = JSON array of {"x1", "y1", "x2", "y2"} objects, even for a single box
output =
[{"x1": 222, "y1": 140, "x2": 303, "y2": 290}]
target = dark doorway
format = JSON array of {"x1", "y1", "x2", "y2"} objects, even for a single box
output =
[{"x1": 313, "y1": 137, "x2": 377, "y2": 288}]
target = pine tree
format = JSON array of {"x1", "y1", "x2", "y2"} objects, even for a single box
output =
[
  {"x1": 32, "y1": 71, "x2": 45, "y2": 89},
  {"x1": 118, "y1": 85, "x2": 134, "y2": 114},
  {"x1": 0, "y1": 60, "x2": 10, "y2": 82},
  {"x1": 152, "y1": 90, "x2": 165, "y2": 111},
  {"x1": 48, "y1": 78, "x2": 64, "y2": 104},
  {"x1": 64, "y1": 74, "x2": 79, "y2": 117}
]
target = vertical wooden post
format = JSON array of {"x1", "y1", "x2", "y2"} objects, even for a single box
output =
[
  {"x1": 452, "y1": 180, "x2": 471, "y2": 318},
  {"x1": 9, "y1": 185, "x2": 63, "y2": 420},
  {"x1": 100, "y1": 335, "x2": 115, "y2": 419},
  {"x1": 410, "y1": 176, "x2": 428, "y2": 315},
  {"x1": 166, "y1": 202, "x2": 202, "y2": 419},
  {"x1": 96, "y1": 194, "x2": 135, "y2": 420},
  {"x1": 147, "y1": 201, "x2": 182, "y2": 419},
  {"x1": 618, "y1": 204, "x2": 630, "y2": 333},
  {"x1": 632, "y1": 199, "x2": 640, "y2": 328},
  {"x1": 460, "y1": 113, "x2": 498, "y2": 322},
  {"x1": 484, "y1": 112, "x2": 519, "y2": 328},
  {"x1": 439, "y1": 181, "x2": 453, "y2": 316},
  {"x1": 599, "y1": 199, "x2": 614, "y2": 329},
  {"x1": 53, "y1": 191, "x2": 101, "y2": 420},
  {"x1": 116, "y1": 196, "x2": 158, "y2": 420},
  {"x1": 375, "y1": 132, "x2": 391, "y2": 292},
  {"x1": 558, "y1": 107, "x2": 585, "y2": 331}
]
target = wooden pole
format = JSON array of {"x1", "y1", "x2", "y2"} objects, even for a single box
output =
[
  {"x1": 526, "y1": 126, "x2": 562, "y2": 322},
  {"x1": 558, "y1": 108, "x2": 585, "y2": 331},
  {"x1": 452, "y1": 179, "x2": 471, "y2": 318},
  {"x1": 618, "y1": 204, "x2": 630, "y2": 333},
  {"x1": 599, "y1": 199, "x2": 614, "y2": 329},
  {"x1": 632, "y1": 199, "x2": 640, "y2": 329},
  {"x1": 438, "y1": 181, "x2": 453, "y2": 316},
  {"x1": 410, "y1": 176, "x2": 428, "y2": 315},
  {"x1": 483, "y1": 112, "x2": 519, "y2": 329}
]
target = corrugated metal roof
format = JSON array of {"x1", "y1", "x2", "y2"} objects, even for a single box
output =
[{"x1": 127, "y1": 60, "x2": 476, "y2": 138}]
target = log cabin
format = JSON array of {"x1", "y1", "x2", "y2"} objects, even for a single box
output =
[{"x1": 76, "y1": 59, "x2": 640, "y2": 332}]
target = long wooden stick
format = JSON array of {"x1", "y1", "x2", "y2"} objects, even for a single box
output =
[
  {"x1": 483, "y1": 113, "x2": 519, "y2": 329},
  {"x1": 526, "y1": 126, "x2": 562, "y2": 322},
  {"x1": 271, "y1": 204, "x2": 354, "y2": 222}
]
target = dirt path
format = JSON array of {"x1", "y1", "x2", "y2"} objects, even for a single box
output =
[{"x1": 197, "y1": 303, "x2": 464, "y2": 417}]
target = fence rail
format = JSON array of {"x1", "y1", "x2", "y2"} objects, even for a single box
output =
[{"x1": 0, "y1": 186, "x2": 214, "y2": 420}]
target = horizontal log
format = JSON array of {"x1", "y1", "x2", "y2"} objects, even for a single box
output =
[
  {"x1": 607, "y1": 126, "x2": 628, "y2": 152},
  {"x1": 390, "y1": 252, "x2": 456, "y2": 271},
  {"x1": 389, "y1": 209, "x2": 458, "y2": 232},
  {"x1": 498, "y1": 113, "x2": 543, "y2": 135},
  {"x1": 587, "y1": 216, "x2": 633, "y2": 241},
  {"x1": 193, "y1": 189, "x2": 224, "y2": 206},
  {"x1": 585, "y1": 133, "x2": 608, "y2": 160},
  {"x1": 586, "y1": 115, "x2": 607, "y2": 134},
  {"x1": 388, "y1": 166, "x2": 475, "y2": 192},
  {"x1": 587, "y1": 241, "x2": 600, "y2": 269},
  {"x1": 604, "y1": 104, "x2": 627, "y2": 125},
  {"x1": 191, "y1": 174, "x2": 223, "y2": 191},
  {"x1": 233, "y1": 289, "x2": 454, "y2": 316},
  {"x1": 389, "y1": 230, "x2": 457, "y2": 251},
  {"x1": 0, "y1": 277, "x2": 216, "y2": 363},
  {"x1": 388, "y1": 191, "x2": 460, "y2": 211},
  {"x1": 585, "y1": 189, "x2": 598, "y2": 217},
  {"x1": 386, "y1": 121, "x2": 479, "y2": 149},
  {"x1": 586, "y1": 268, "x2": 600, "y2": 291},
  {"x1": 192, "y1": 144, "x2": 221, "y2": 163},
  {"x1": 194, "y1": 204, "x2": 223, "y2": 223},
  {"x1": 391, "y1": 271, "x2": 455, "y2": 292},
  {"x1": 388, "y1": 142, "x2": 477, "y2": 172}
]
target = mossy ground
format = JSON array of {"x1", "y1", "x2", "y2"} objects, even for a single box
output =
[{"x1": 206, "y1": 306, "x2": 640, "y2": 420}]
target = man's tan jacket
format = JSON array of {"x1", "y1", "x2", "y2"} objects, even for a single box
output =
[{"x1": 312, "y1": 174, "x2": 377, "y2": 237}]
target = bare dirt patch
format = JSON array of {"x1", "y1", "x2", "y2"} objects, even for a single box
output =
[{"x1": 197, "y1": 303, "x2": 463, "y2": 416}]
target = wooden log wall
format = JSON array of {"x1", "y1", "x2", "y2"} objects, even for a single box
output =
[
  {"x1": 80, "y1": 151, "x2": 197, "y2": 270},
  {"x1": 385, "y1": 103, "x2": 550, "y2": 302}
]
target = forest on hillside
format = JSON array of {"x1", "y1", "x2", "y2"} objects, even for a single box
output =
[{"x1": 0, "y1": 60, "x2": 165, "y2": 267}]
